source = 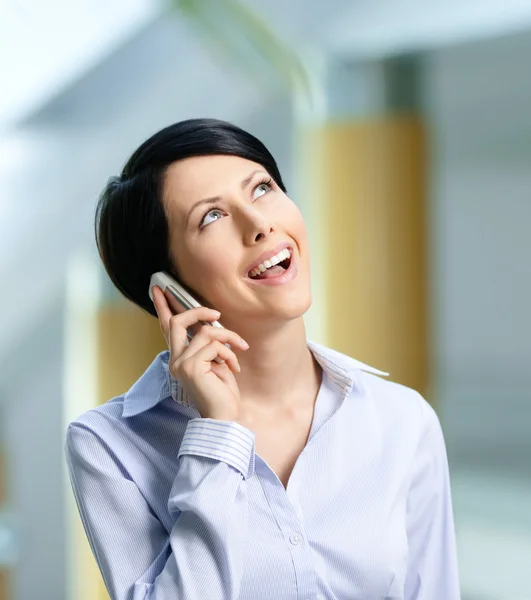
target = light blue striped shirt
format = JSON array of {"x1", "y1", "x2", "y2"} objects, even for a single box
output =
[{"x1": 65, "y1": 340, "x2": 460, "y2": 600}]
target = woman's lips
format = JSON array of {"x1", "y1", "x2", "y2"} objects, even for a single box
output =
[
  {"x1": 244, "y1": 242, "x2": 292, "y2": 276},
  {"x1": 246, "y1": 252, "x2": 298, "y2": 286}
]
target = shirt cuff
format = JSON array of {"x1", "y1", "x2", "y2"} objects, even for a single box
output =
[{"x1": 177, "y1": 418, "x2": 256, "y2": 479}]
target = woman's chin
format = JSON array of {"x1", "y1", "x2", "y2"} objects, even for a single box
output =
[
  {"x1": 220, "y1": 295, "x2": 311, "y2": 332},
  {"x1": 268, "y1": 291, "x2": 312, "y2": 322}
]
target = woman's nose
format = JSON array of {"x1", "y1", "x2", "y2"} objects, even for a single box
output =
[
  {"x1": 249, "y1": 225, "x2": 274, "y2": 244},
  {"x1": 238, "y1": 206, "x2": 274, "y2": 245}
]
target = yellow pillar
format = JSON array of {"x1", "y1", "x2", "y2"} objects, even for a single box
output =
[
  {"x1": 90, "y1": 304, "x2": 166, "y2": 599},
  {"x1": 300, "y1": 58, "x2": 430, "y2": 398},
  {"x1": 96, "y1": 304, "x2": 167, "y2": 404}
]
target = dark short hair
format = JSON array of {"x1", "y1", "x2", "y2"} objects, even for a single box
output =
[{"x1": 95, "y1": 118, "x2": 286, "y2": 317}]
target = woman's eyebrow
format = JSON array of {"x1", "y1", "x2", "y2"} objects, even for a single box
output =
[
  {"x1": 186, "y1": 196, "x2": 221, "y2": 228},
  {"x1": 185, "y1": 169, "x2": 268, "y2": 227},
  {"x1": 240, "y1": 169, "x2": 267, "y2": 190}
]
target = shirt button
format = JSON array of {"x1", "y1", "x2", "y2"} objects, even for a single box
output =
[{"x1": 290, "y1": 533, "x2": 302, "y2": 545}]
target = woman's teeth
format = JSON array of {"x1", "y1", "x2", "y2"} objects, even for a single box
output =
[{"x1": 249, "y1": 248, "x2": 291, "y2": 278}]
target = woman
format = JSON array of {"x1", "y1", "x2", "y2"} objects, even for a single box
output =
[{"x1": 65, "y1": 118, "x2": 460, "y2": 600}]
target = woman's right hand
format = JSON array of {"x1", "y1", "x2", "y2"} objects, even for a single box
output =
[{"x1": 152, "y1": 286, "x2": 249, "y2": 421}]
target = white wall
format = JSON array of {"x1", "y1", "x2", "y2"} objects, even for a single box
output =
[
  {"x1": 2, "y1": 291, "x2": 66, "y2": 600},
  {"x1": 422, "y1": 32, "x2": 531, "y2": 600},
  {"x1": 425, "y1": 30, "x2": 531, "y2": 475}
]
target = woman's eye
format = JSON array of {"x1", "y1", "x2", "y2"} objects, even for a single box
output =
[
  {"x1": 253, "y1": 181, "x2": 272, "y2": 200},
  {"x1": 200, "y1": 209, "x2": 224, "y2": 228}
]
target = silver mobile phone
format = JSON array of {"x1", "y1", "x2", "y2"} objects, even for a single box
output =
[{"x1": 149, "y1": 271, "x2": 227, "y2": 362}]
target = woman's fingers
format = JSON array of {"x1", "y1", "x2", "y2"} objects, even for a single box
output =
[
  {"x1": 152, "y1": 286, "x2": 224, "y2": 358},
  {"x1": 180, "y1": 340, "x2": 242, "y2": 377},
  {"x1": 152, "y1": 286, "x2": 173, "y2": 344},
  {"x1": 173, "y1": 325, "x2": 249, "y2": 372},
  {"x1": 181, "y1": 325, "x2": 248, "y2": 356}
]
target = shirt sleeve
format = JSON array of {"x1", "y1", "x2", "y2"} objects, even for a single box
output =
[
  {"x1": 65, "y1": 418, "x2": 256, "y2": 600},
  {"x1": 404, "y1": 396, "x2": 461, "y2": 600}
]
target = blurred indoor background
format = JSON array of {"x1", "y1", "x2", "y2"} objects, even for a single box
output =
[{"x1": 1, "y1": 1, "x2": 530, "y2": 599}]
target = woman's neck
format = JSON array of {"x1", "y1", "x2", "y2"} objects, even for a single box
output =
[{"x1": 231, "y1": 317, "x2": 322, "y2": 413}]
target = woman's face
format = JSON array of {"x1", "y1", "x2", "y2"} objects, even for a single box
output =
[{"x1": 162, "y1": 154, "x2": 312, "y2": 331}]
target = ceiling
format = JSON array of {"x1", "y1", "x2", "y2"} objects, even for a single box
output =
[
  {"x1": 0, "y1": 0, "x2": 160, "y2": 129},
  {"x1": 327, "y1": 0, "x2": 531, "y2": 57},
  {"x1": 2, "y1": 0, "x2": 531, "y2": 130}
]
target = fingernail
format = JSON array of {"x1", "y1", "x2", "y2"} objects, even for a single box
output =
[
  {"x1": 212, "y1": 310, "x2": 221, "y2": 317},
  {"x1": 241, "y1": 340, "x2": 249, "y2": 349}
]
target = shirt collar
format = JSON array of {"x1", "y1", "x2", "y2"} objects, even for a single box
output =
[
  {"x1": 307, "y1": 340, "x2": 388, "y2": 396},
  {"x1": 122, "y1": 352, "x2": 173, "y2": 417},
  {"x1": 122, "y1": 341, "x2": 388, "y2": 418}
]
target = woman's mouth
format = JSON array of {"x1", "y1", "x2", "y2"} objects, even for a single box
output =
[
  {"x1": 246, "y1": 248, "x2": 297, "y2": 286},
  {"x1": 248, "y1": 247, "x2": 291, "y2": 279}
]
